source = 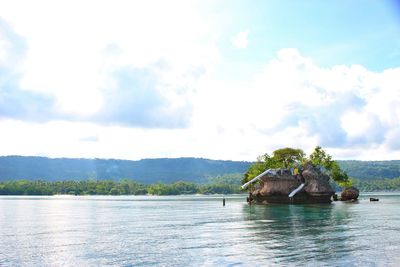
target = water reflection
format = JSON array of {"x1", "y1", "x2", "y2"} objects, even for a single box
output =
[
  {"x1": 242, "y1": 203, "x2": 355, "y2": 265},
  {"x1": 1, "y1": 195, "x2": 400, "y2": 266}
]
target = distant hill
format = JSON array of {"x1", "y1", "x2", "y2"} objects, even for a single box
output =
[
  {"x1": 0, "y1": 156, "x2": 250, "y2": 183},
  {"x1": 338, "y1": 160, "x2": 400, "y2": 180},
  {"x1": 0, "y1": 156, "x2": 399, "y2": 183}
]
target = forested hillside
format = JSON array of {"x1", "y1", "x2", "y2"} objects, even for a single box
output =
[
  {"x1": 0, "y1": 156, "x2": 250, "y2": 183},
  {"x1": 0, "y1": 156, "x2": 400, "y2": 183},
  {"x1": 338, "y1": 160, "x2": 400, "y2": 180}
]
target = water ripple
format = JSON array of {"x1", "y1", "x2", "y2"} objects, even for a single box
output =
[{"x1": 1, "y1": 193, "x2": 400, "y2": 266}]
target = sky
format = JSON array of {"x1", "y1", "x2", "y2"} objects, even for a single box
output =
[{"x1": 0, "y1": 0, "x2": 400, "y2": 161}]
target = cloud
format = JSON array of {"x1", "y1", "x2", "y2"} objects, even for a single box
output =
[
  {"x1": 95, "y1": 64, "x2": 192, "y2": 128},
  {"x1": 0, "y1": 0, "x2": 399, "y2": 161},
  {"x1": 0, "y1": 18, "x2": 57, "y2": 122},
  {"x1": 0, "y1": 18, "x2": 25, "y2": 65},
  {"x1": 249, "y1": 49, "x2": 400, "y2": 151},
  {"x1": 190, "y1": 48, "x2": 400, "y2": 159},
  {"x1": 0, "y1": 58, "x2": 195, "y2": 128},
  {"x1": 385, "y1": 127, "x2": 400, "y2": 150},
  {"x1": 0, "y1": 49, "x2": 400, "y2": 160},
  {"x1": 79, "y1": 135, "x2": 99, "y2": 142},
  {"x1": 231, "y1": 30, "x2": 249, "y2": 49},
  {"x1": 274, "y1": 91, "x2": 368, "y2": 147},
  {"x1": 0, "y1": 83, "x2": 55, "y2": 121},
  {"x1": 0, "y1": 16, "x2": 204, "y2": 128},
  {"x1": 0, "y1": 1, "x2": 217, "y2": 128}
]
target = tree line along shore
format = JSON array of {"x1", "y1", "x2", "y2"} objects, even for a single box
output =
[
  {"x1": 1, "y1": 177, "x2": 400, "y2": 196},
  {"x1": 0, "y1": 179, "x2": 242, "y2": 196}
]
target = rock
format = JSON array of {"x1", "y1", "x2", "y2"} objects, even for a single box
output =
[
  {"x1": 341, "y1": 187, "x2": 359, "y2": 201},
  {"x1": 251, "y1": 164, "x2": 334, "y2": 204}
]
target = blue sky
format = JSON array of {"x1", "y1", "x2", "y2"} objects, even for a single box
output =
[
  {"x1": 0, "y1": 0, "x2": 399, "y2": 160},
  {"x1": 218, "y1": 1, "x2": 400, "y2": 75}
]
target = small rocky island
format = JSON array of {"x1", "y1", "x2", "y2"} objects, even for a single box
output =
[
  {"x1": 243, "y1": 147, "x2": 359, "y2": 204},
  {"x1": 246, "y1": 163, "x2": 334, "y2": 204}
]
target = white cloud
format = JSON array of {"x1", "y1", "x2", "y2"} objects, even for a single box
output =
[
  {"x1": 0, "y1": 0, "x2": 400, "y2": 161},
  {"x1": 0, "y1": 0, "x2": 219, "y2": 121},
  {"x1": 188, "y1": 48, "x2": 400, "y2": 160},
  {"x1": 231, "y1": 30, "x2": 249, "y2": 49},
  {"x1": 0, "y1": 39, "x2": 6, "y2": 61}
]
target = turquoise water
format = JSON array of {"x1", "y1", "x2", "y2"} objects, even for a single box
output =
[{"x1": 0, "y1": 193, "x2": 399, "y2": 266}]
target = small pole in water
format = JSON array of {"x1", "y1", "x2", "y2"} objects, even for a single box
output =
[
  {"x1": 248, "y1": 183, "x2": 253, "y2": 205},
  {"x1": 223, "y1": 197, "x2": 225, "y2": 206}
]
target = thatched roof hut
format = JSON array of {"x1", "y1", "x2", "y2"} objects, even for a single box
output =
[{"x1": 249, "y1": 163, "x2": 334, "y2": 204}]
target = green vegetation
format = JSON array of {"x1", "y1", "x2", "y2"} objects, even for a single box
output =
[
  {"x1": 1, "y1": 155, "x2": 400, "y2": 193},
  {"x1": 1, "y1": 173, "x2": 399, "y2": 195},
  {"x1": 0, "y1": 156, "x2": 250, "y2": 183},
  {"x1": 273, "y1": 148, "x2": 306, "y2": 168},
  {"x1": 243, "y1": 146, "x2": 350, "y2": 185},
  {"x1": 1, "y1": 156, "x2": 400, "y2": 183},
  {"x1": 0, "y1": 175, "x2": 243, "y2": 196},
  {"x1": 352, "y1": 177, "x2": 400, "y2": 192},
  {"x1": 242, "y1": 146, "x2": 400, "y2": 191},
  {"x1": 338, "y1": 160, "x2": 400, "y2": 180},
  {"x1": 309, "y1": 146, "x2": 350, "y2": 186}
]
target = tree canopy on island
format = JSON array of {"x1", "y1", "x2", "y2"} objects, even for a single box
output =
[
  {"x1": 273, "y1": 148, "x2": 306, "y2": 168},
  {"x1": 243, "y1": 146, "x2": 350, "y2": 186}
]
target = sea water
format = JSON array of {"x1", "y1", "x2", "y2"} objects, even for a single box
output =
[{"x1": 0, "y1": 193, "x2": 399, "y2": 266}]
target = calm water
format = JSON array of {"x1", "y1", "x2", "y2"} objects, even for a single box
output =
[{"x1": 0, "y1": 193, "x2": 399, "y2": 266}]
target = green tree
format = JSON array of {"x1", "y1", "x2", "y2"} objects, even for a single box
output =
[
  {"x1": 208, "y1": 173, "x2": 242, "y2": 185},
  {"x1": 242, "y1": 148, "x2": 305, "y2": 184},
  {"x1": 272, "y1": 148, "x2": 305, "y2": 168},
  {"x1": 243, "y1": 146, "x2": 350, "y2": 186},
  {"x1": 330, "y1": 161, "x2": 351, "y2": 185},
  {"x1": 309, "y1": 146, "x2": 333, "y2": 170},
  {"x1": 109, "y1": 187, "x2": 121, "y2": 195},
  {"x1": 309, "y1": 146, "x2": 350, "y2": 184},
  {"x1": 242, "y1": 154, "x2": 275, "y2": 184},
  {"x1": 172, "y1": 181, "x2": 197, "y2": 194}
]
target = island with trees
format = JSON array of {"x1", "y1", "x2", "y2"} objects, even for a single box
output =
[{"x1": 242, "y1": 146, "x2": 357, "y2": 204}]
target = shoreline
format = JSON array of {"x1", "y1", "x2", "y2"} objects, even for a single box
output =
[{"x1": 1, "y1": 191, "x2": 399, "y2": 197}]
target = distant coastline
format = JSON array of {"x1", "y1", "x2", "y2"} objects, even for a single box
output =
[
  {"x1": 0, "y1": 179, "x2": 242, "y2": 196},
  {"x1": 1, "y1": 178, "x2": 400, "y2": 196}
]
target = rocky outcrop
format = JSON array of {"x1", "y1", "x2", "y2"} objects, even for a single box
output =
[
  {"x1": 302, "y1": 164, "x2": 333, "y2": 198},
  {"x1": 341, "y1": 187, "x2": 359, "y2": 201},
  {"x1": 251, "y1": 164, "x2": 335, "y2": 204}
]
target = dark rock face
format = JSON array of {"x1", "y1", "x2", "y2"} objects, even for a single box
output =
[
  {"x1": 251, "y1": 164, "x2": 334, "y2": 204},
  {"x1": 341, "y1": 187, "x2": 359, "y2": 201},
  {"x1": 302, "y1": 164, "x2": 333, "y2": 198}
]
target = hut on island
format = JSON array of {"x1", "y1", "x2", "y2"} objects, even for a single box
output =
[{"x1": 243, "y1": 163, "x2": 335, "y2": 204}]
